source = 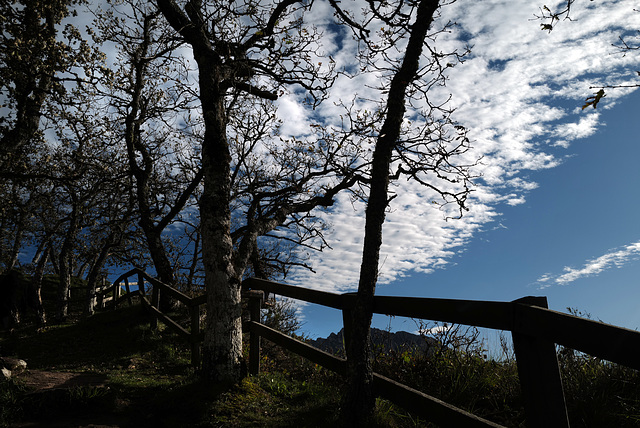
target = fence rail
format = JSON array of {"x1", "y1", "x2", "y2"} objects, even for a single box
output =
[
  {"x1": 96, "y1": 273, "x2": 640, "y2": 427},
  {"x1": 243, "y1": 277, "x2": 640, "y2": 428},
  {"x1": 96, "y1": 268, "x2": 205, "y2": 366}
]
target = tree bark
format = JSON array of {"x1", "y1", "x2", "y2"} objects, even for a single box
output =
[
  {"x1": 7, "y1": 217, "x2": 24, "y2": 272},
  {"x1": 32, "y1": 245, "x2": 48, "y2": 325},
  {"x1": 156, "y1": 0, "x2": 244, "y2": 383},
  {"x1": 198, "y1": 52, "x2": 244, "y2": 384},
  {"x1": 85, "y1": 237, "x2": 113, "y2": 316},
  {"x1": 57, "y1": 197, "x2": 80, "y2": 322},
  {"x1": 342, "y1": 1, "x2": 440, "y2": 425}
]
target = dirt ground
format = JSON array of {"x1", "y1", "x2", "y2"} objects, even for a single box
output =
[
  {"x1": 15, "y1": 370, "x2": 108, "y2": 391},
  {"x1": 9, "y1": 370, "x2": 123, "y2": 428}
]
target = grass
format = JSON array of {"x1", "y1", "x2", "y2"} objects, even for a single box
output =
[
  {"x1": 368, "y1": 324, "x2": 640, "y2": 427},
  {"x1": 2, "y1": 283, "x2": 639, "y2": 427},
  {"x1": 0, "y1": 300, "x2": 428, "y2": 427},
  {"x1": 0, "y1": 303, "x2": 348, "y2": 428}
]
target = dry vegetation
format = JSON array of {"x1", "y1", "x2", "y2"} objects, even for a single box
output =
[{"x1": 1, "y1": 278, "x2": 639, "y2": 427}]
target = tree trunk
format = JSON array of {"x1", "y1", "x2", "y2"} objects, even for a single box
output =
[
  {"x1": 57, "y1": 251, "x2": 72, "y2": 322},
  {"x1": 57, "y1": 200, "x2": 80, "y2": 321},
  {"x1": 142, "y1": 223, "x2": 176, "y2": 311},
  {"x1": 85, "y1": 238, "x2": 112, "y2": 316},
  {"x1": 342, "y1": 1, "x2": 440, "y2": 425},
  {"x1": 31, "y1": 233, "x2": 50, "y2": 266},
  {"x1": 7, "y1": 215, "x2": 24, "y2": 271},
  {"x1": 48, "y1": 246, "x2": 60, "y2": 276},
  {"x1": 186, "y1": 231, "x2": 201, "y2": 293},
  {"x1": 32, "y1": 245, "x2": 48, "y2": 325},
  {"x1": 198, "y1": 52, "x2": 244, "y2": 383}
]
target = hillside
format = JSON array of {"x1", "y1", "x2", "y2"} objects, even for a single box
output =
[
  {"x1": 3, "y1": 298, "x2": 640, "y2": 427},
  {"x1": 0, "y1": 305, "x2": 348, "y2": 428},
  {"x1": 309, "y1": 327, "x2": 437, "y2": 356}
]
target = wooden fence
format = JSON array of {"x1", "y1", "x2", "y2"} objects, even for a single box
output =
[
  {"x1": 96, "y1": 268, "x2": 206, "y2": 366},
  {"x1": 243, "y1": 277, "x2": 640, "y2": 428},
  {"x1": 95, "y1": 272, "x2": 640, "y2": 427}
]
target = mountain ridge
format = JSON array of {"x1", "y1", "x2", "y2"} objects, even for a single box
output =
[{"x1": 308, "y1": 327, "x2": 436, "y2": 356}]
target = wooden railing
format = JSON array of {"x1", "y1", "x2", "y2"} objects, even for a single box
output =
[
  {"x1": 95, "y1": 272, "x2": 640, "y2": 426},
  {"x1": 243, "y1": 277, "x2": 640, "y2": 428},
  {"x1": 96, "y1": 268, "x2": 206, "y2": 366}
]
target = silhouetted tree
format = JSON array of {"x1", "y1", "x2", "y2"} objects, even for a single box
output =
[
  {"x1": 330, "y1": 0, "x2": 475, "y2": 423},
  {"x1": 156, "y1": 0, "x2": 363, "y2": 383}
]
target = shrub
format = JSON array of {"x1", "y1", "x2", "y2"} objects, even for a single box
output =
[{"x1": 370, "y1": 322, "x2": 523, "y2": 426}]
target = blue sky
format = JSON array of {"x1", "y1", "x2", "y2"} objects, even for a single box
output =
[
  {"x1": 300, "y1": 89, "x2": 640, "y2": 340},
  {"x1": 396, "y1": 90, "x2": 640, "y2": 327},
  {"x1": 61, "y1": 0, "x2": 639, "y2": 345},
  {"x1": 280, "y1": 0, "x2": 640, "y2": 340}
]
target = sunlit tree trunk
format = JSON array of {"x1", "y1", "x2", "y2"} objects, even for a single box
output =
[
  {"x1": 85, "y1": 238, "x2": 113, "y2": 316},
  {"x1": 32, "y1": 245, "x2": 48, "y2": 325},
  {"x1": 156, "y1": 0, "x2": 361, "y2": 384},
  {"x1": 57, "y1": 196, "x2": 80, "y2": 322},
  {"x1": 197, "y1": 51, "x2": 244, "y2": 382}
]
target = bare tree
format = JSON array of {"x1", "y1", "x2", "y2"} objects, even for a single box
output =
[
  {"x1": 324, "y1": 0, "x2": 476, "y2": 423},
  {"x1": 92, "y1": 0, "x2": 203, "y2": 307},
  {"x1": 156, "y1": 0, "x2": 364, "y2": 383}
]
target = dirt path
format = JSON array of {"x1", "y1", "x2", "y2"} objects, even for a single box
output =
[
  {"x1": 15, "y1": 370, "x2": 108, "y2": 391},
  {"x1": 10, "y1": 370, "x2": 125, "y2": 428}
]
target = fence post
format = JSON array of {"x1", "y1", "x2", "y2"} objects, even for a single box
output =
[
  {"x1": 138, "y1": 272, "x2": 145, "y2": 297},
  {"x1": 511, "y1": 296, "x2": 569, "y2": 428},
  {"x1": 124, "y1": 277, "x2": 133, "y2": 306},
  {"x1": 248, "y1": 290, "x2": 264, "y2": 375},
  {"x1": 113, "y1": 281, "x2": 121, "y2": 309},
  {"x1": 151, "y1": 283, "x2": 160, "y2": 330},
  {"x1": 341, "y1": 292, "x2": 357, "y2": 357},
  {"x1": 86, "y1": 278, "x2": 96, "y2": 316},
  {"x1": 97, "y1": 278, "x2": 105, "y2": 309},
  {"x1": 190, "y1": 303, "x2": 201, "y2": 367}
]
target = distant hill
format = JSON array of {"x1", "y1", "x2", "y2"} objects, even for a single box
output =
[{"x1": 308, "y1": 327, "x2": 437, "y2": 356}]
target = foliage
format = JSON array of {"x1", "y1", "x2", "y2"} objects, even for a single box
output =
[
  {"x1": 0, "y1": 378, "x2": 27, "y2": 426},
  {"x1": 370, "y1": 323, "x2": 522, "y2": 426},
  {"x1": 582, "y1": 88, "x2": 606, "y2": 110},
  {"x1": 208, "y1": 371, "x2": 342, "y2": 427},
  {"x1": 557, "y1": 309, "x2": 640, "y2": 427},
  {"x1": 0, "y1": 0, "x2": 102, "y2": 163},
  {"x1": 261, "y1": 295, "x2": 302, "y2": 337},
  {"x1": 558, "y1": 346, "x2": 640, "y2": 427},
  {"x1": 2, "y1": 302, "x2": 640, "y2": 427}
]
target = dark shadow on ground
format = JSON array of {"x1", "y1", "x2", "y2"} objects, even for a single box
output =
[
  {"x1": 1, "y1": 305, "x2": 217, "y2": 428},
  {"x1": 1, "y1": 305, "x2": 156, "y2": 370}
]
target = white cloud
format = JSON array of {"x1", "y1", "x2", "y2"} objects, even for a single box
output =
[
  {"x1": 276, "y1": 95, "x2": 311, "y2": 137},
  {"x1": 537, "y1": 241, "x2": 640, "y2": 288},
  {"x1": 281, "y1": 0, "x2": 640, "y2": 293},
  {"x1": 419, "y1": 324, "x2": 452, "y2": 336},
  {"x1": 553, "y1": 113, "x2": 601, "y2": 147}
]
